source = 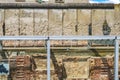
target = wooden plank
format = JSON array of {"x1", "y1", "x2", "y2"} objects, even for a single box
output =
[
  {"x1": 4, "y1": 10, "x2": 19, "y2": 46},
  {"x1": 19, "y1": 9, "x2": 34, "y2": 46}
]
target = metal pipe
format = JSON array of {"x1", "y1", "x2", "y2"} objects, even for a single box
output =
[
  {"x1": 0, "y1": 36, "x2": 115, "y2": 40},
  {"x1": 0, "y1": 36, "x2": 47, "y2": 40},
  {"x1": 114, "y1": 37, "x2": 119, "y2": 80},
  {"x1": 47, "y1": 37, "x2": 50, "y2": 80},
  {"x1": 50, "y1": 36, "x2": 115, "y2": 40},
  {"x1": 0, "y1": 3, "x2": 114, "y2": 9}
]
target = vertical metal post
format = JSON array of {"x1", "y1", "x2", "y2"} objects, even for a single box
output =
[
  {"x1": 47, "y1": 37, "x2": 50, "y2": 80},
  {"x1": 114, "y1": 37, "x2": 119, "y2": 80},
  {"x1": 0, "y1": 41, "x2": 2, "y2": 50}
]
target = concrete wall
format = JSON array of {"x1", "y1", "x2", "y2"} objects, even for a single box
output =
[
  {"x1": 0, "y1": 1, "x2": 119, "y2": 46},
  {"x1": 0, "y1": 8, "x2": 117, "y2": 46},
  {"x1": 2, "y1": 9, "x2": 116, "y2": 37}
]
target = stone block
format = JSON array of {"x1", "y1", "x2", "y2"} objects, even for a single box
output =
[
  {"x1": 63, "y1": 9, "x2": 76, "y2": 36},
  {"x1": 63, "y1": 56, "x2": 89, "y2": 79},
  {"x1": 112, "y1": 5, "x2": 120, "y2": 35},
  {"x1": 34, "y1": 9, "x2": 48, "y2": 46},
  {"x1": 63, "y1": 9, "x2": 77, "y2": 45},
  {"x1": 49, "y1": 10, "x2": 62, "y2": 45},
  {"x1": 77, "y1": 10, "x2": 91, "y2": 45},
  {"x1": 0, "y1": 75, "x2": 8, "y2": 80},
  {"x1": 19, "y1": 9, "x2": 34, "y2": 46},
  {"x1": 3, "y1": 10, "x2": 19, "y2": 46},
  {"x1": 92, "y1": 10, "x2": 105, "y2": 36},
  {"x1": 78, "y1": 9, "x2": 90, "y2": 36},
  {"x1": 106, "y1": 10, "x2": 115, "y2": 35},
  {"x1": 0, "y1": 9, "x2": 4, "y2": 36}
]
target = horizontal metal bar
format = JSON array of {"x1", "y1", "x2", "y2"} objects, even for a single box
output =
[
  {"x1": 0, "y1": 36, "x2": 47, "y2": 40},
  {"x1": 2, "y1": 46, "x2": 116, "y2": 50},
  {"x1": 116, "y1": 36, "x2": 120, "y2": 40},
  {"x1": 0, "y1": 36, "x2": 117, "y2": 40},
  {"x1": 50, "y1": 36, "x2": 115, "y2": 40},
  {"x1": 0, "y1": 3, "x2": 114, "y2": 9}
]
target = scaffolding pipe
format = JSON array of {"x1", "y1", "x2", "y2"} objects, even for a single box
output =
[
  {"x1": 50, "y1": 36, "x2": 115, "y2": 40},
  {"x1": 0, "y1": 36, "x2": 47, "y2": 40},
  {"x1": 0, "y1": 3, "x2": 114, "y2": 9},
  {"x1": 47, "y1": 38, "x2": 51, "y2": 80},
  {"x1": 0, "y1": 36, "x2": 115, "y2": 40},
  {"x1": 114, "y1": 37, "x2": 119, "y2": 80}
]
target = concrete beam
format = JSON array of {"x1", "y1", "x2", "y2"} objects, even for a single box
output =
[{"x1": 0, "y1": 3, "x2": 114, "y2": 9}]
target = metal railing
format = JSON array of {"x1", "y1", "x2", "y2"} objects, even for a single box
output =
[{"x1": 0, "y1": 35, "x2": 119, "y2": 80}]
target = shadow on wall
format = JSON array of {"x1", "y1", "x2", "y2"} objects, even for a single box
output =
[
  {"x1": 88, "y1": 20, "x2": 112, "y2": 46},
  {"x1": 51, "y1": 51, "x2": 67, "y2": 80},
  {"x1": 102, "y1": 20, "x2": 111, "y2": 35},
  {"x1": 88, "y1": 20, "x2": 111, "y2": 36}
]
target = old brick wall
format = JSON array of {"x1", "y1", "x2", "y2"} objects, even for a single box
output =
[{"x1": 31, "y1": 53, "x2": 113, "y2": 80}]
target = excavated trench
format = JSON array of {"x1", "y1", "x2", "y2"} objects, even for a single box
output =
[{"x1": 0, "y1": 47, "x2": 118, "y2": 80}]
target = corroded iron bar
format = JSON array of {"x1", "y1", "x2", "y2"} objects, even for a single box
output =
[{"x1": 0, "y1": 3, "x2": 114, "y2": 9}]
